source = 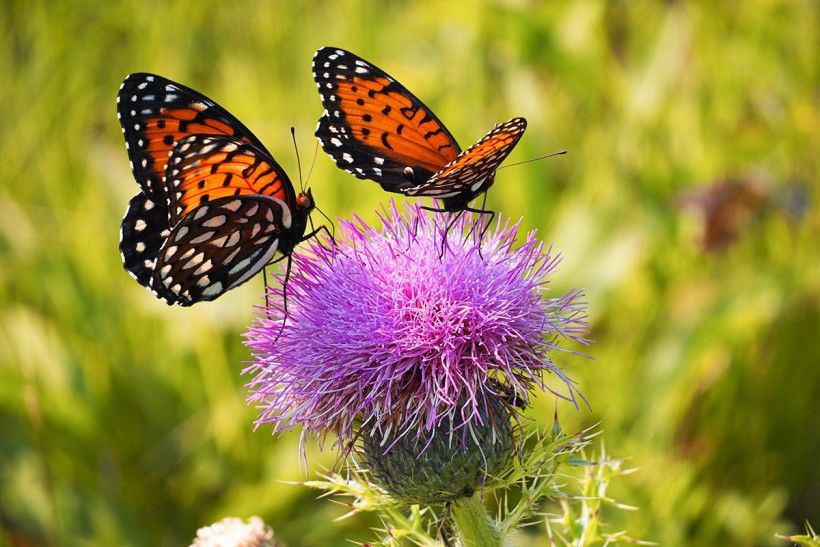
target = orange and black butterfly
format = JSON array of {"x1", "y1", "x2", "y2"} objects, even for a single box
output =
[
  {"x1": 117, "y1": 73, "x2": 317, "y2": 306},
  {"x1": 312, "y1": 47, "x2": 527, "y2": 224}
]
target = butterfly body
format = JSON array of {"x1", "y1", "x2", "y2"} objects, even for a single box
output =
[
  {"x1": 312, "y1": 47, "x2": 527, "y2": 211},
  {"x1": 117, "y1": 73, "x2": 315, "y2": 306}
]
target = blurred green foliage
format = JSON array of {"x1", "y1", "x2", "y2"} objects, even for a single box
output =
[{"x1": 1, "y1": 1, "x2": 817, "y2": 545}]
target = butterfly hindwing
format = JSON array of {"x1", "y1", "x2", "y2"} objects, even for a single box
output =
[
  {"x1": 405, "y1": 118, "x2": 527, "y2": 202},
  {"x1": 119, "y1": 192, "x2": 171, "y2": 290},
  {"x1": 165, "y1": 135, "x2": 295, "y2": 226},
  {"x1": 313, "y1": 47, "x2": 461, "y2": 192},
  {"x1": 151, "y1": 195, "x2": 290, "y2": 306},
  {"x1": 117, "y1": 73, "x2": 267, "y2": 201}
]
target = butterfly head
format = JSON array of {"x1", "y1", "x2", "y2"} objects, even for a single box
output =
[
  {"x1": 293, "y1": 188, "x2": 316, "y2": 238},
  {"x1": 296, "y1": 188, "x2": 315, "y2": 213}
]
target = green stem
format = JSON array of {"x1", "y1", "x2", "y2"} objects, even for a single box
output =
[{"x1": 450, "y1": 495, "x2": 500, "y2": 546}]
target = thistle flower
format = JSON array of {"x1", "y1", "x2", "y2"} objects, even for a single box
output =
[{"x1": 244, "y1": 202, "x2": 588, "y2": 453}]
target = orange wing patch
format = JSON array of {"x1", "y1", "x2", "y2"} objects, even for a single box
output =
[
  {"x1": 407, "y1": 117, "x2": 527, "y2": 196},
  {"x1": 118, "y1": 73, "x2": 268, "y2": 201},
  {"x1": 433, "y1": 120, "x2": 525, "y2": 181},
  {"x1": 141, "y1": 109, "x2": 244, "y2": 182},
  {"x1": 336, "y1": 77, "x2": 459, "y2": 173},
  {"x1": 166, "y1": 136, "x2": 289, "y2": 224}
]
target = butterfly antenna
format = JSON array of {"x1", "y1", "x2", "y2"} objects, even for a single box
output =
[
  {"x1": 498, "y1": 149, "x2": 567, "y2": 170},
  {"x1": 305, "y1": 138, "x2": 320, "y2": 187},
  {"x1": 290, "y1": 126, "x2": 305, "y2": 192}
]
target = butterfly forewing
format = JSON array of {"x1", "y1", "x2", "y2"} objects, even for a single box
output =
[
  {"x1": 117, "y1": 73, "x2": 267, "y2": 201},
  {"x1": 313, "y1": 47, "x2": 461, "y2": 191},
  {"x1": 405, "y1": 118, "x2": 527, "y2": 199},
  {"x1": 151, "y1": 195, "x2": 289, "y2": 306},
  {"x1": 165, "y1": 135, "x2": 294, "y2": 226}
]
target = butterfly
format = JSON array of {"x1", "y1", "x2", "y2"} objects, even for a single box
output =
[
  {"x1": 117, "y1": 73, "x2": 318, "y2": 306},
  {"x1": 312, "y1": 47, "x2": 527, "y2": 232}
]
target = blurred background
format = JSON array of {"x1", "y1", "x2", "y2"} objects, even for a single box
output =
[{"x1": 1, "y1": 1, "x2": 817, "y2": 545}]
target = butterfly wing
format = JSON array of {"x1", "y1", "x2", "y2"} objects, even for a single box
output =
[
  {"x1": 119, "y1": 192, "x2": 171, "y2": 289},
  {"x1": 151, "y1": 195, "x2": 291, "y2": 306},
  {"x1": 313, "y1": 47, "x2": 461, "y2": 192},
  {"x1": 117, "y1": 73, "x2": 276, "y2": 292},
  {"x1": 165, "y1": 134, "x2": 297, "y2": 226},
  {"x1": 116, "y1": 73, "x2": 268, "y2": 201},
  {"x1": 404, "y1": 118, "x2": 527, "y2": 205},
  {"x1": 123, "y1": 134, "x2": 300, "y2": 305}
]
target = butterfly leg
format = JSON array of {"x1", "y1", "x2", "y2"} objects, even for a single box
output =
[
  {"x1": 459, "y1": 191, "x2": 495, "y2": 258},
  {"x1": 261, "y1": 253, "x2": 291, "y2": 321},
  {"x1": 439, "y1": 210, "x2": 464, "y2": 259},
  {"x1": 263, "y1": 222, "x2": 333, "y2": 327},
  {"x1": 311, "y1": 208, "x2": 337, "y2": 246},
  {"x1": 403, "y1": 206, "x2": 428, "y2": 252},
  {"x1": 462, "y1": 192, "x2": 489, "y2": 243},
  {"x1": 271, "y1": 254, "x2": 294, "y2": 343},
  {"x1": 419, "y1": 204, "x2": 462, "y2": 258},
  {"x1": 300, "y1": 223, "x2": 334, "y2": 248},
  {"x1": 263, "y1": 266, "x2": 273, "y2": 320},
  {"x1": 420, "y1": 204, "x2": 449, "y2": 214},
  {"x1": 462, "y1": 206, "x2": 495, "y2": 259}
]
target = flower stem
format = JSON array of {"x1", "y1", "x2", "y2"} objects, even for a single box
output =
[{"x1": 450, "y1": 495, "x2": 500, "y2": 546}]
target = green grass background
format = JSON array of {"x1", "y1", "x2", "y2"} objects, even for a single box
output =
[{"x1": 1, "y1": 1, "x2": 817, "y2": 545}]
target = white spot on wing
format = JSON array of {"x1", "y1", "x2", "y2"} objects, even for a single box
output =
[
  {"x1": 193, "y1": 207, "x2": 210, "y2": 221},
  {"x1": 202, "y1": 215, "x2": 226, "y2": 228},
  {"x1": 183, "y1": 252, "x2": 205, "y2": 269},
  {"x1": 188, "y1": 231, "x2": 215, "y2": 245},
  {"x1": 194, "y1": 260, "x2": 213, "y2": 275},
  {"x1": 228, "y1": 257, "x2": 252, "y2": 275},
  {"x1": 201, "y1": 281, "x2": 223, "y2": 297},
  {"x1": 225, "y1": 231, "x2": 241, "y2": 247},
  {"x1": 173, "y1": 226, "x2": 190, "y2": 241},
  {"x1": 221, "y1": 200, "x2": 243, "y2": 212}
]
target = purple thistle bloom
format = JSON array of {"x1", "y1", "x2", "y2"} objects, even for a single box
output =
[{"x1": 244, "y1": 202, "x2": 589, "y2": 447}]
